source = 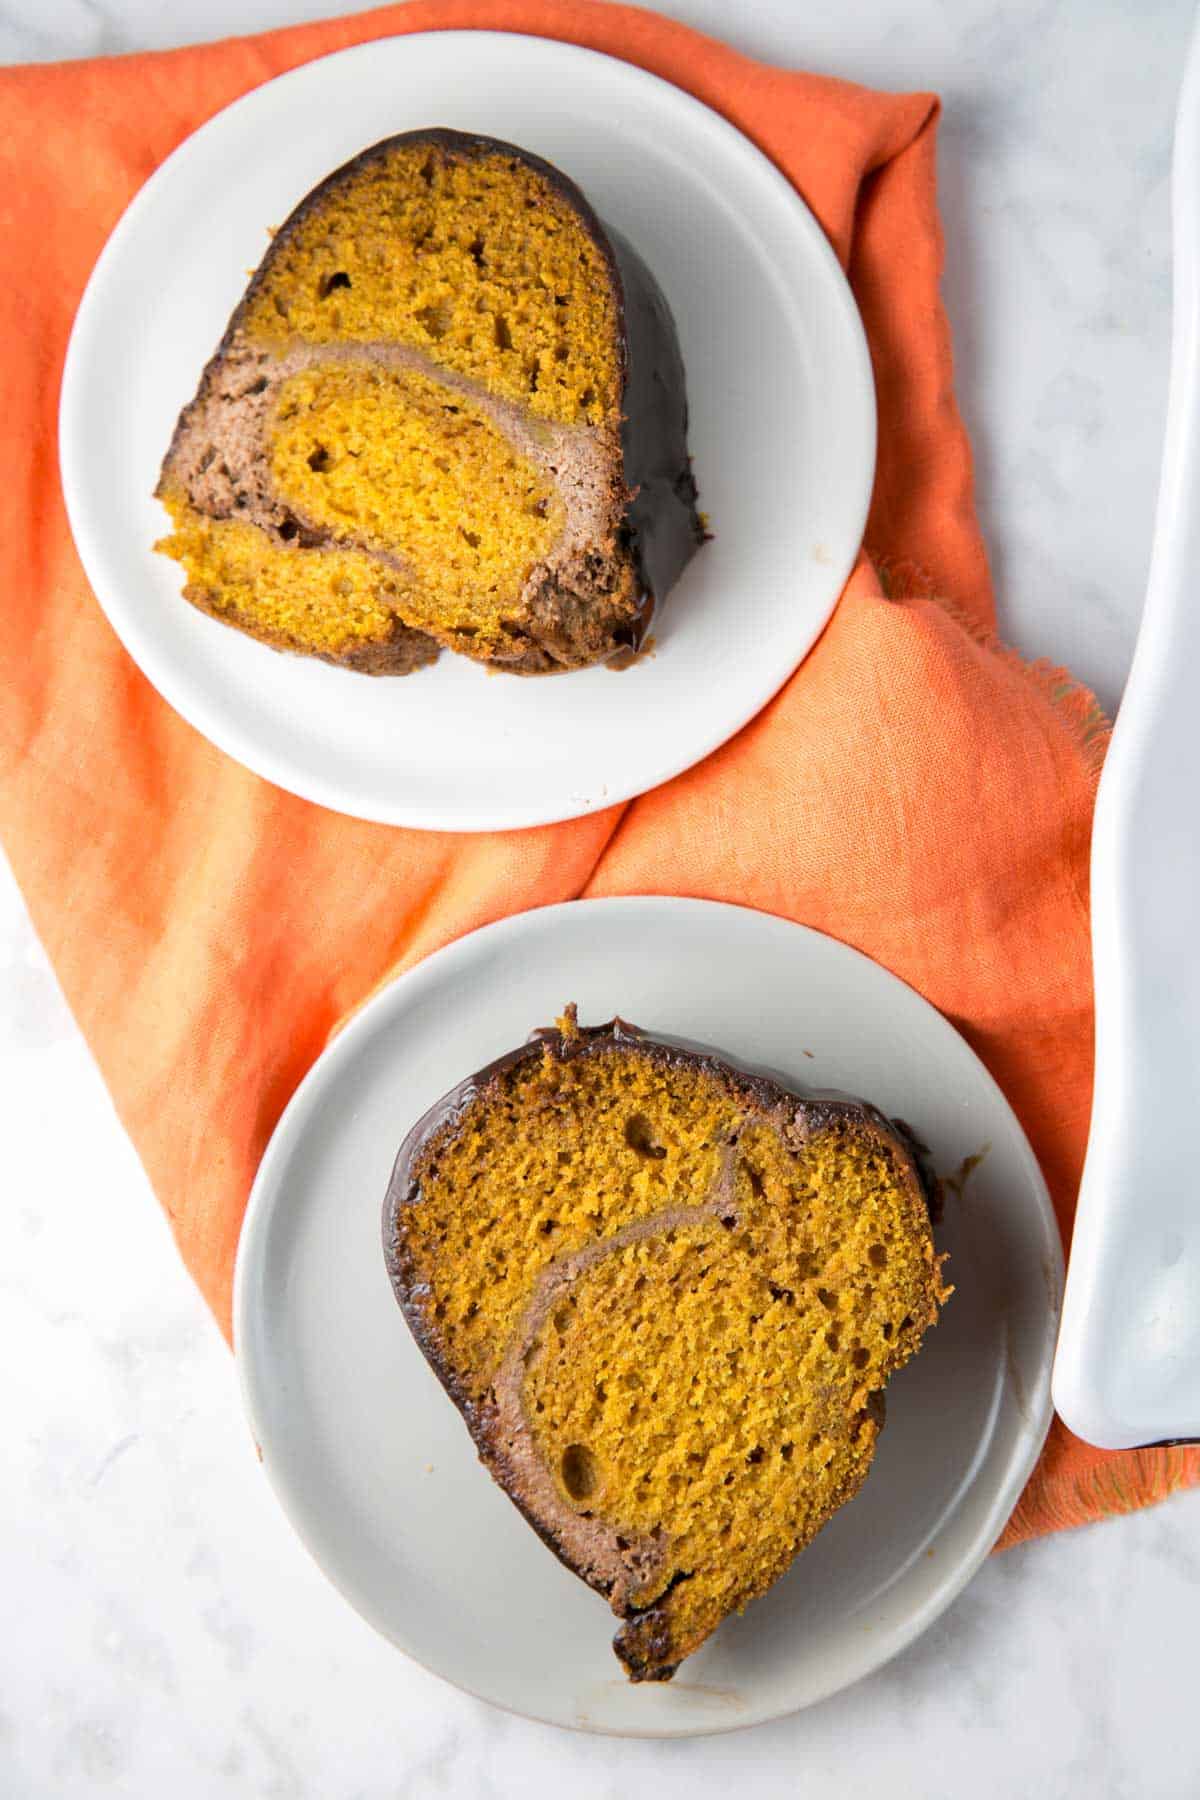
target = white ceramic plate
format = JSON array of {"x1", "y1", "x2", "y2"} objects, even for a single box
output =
[
  {"x1": 1053, "y1": 16, "x2": 1200, "y2": 1449},
  {"x1": 59, "y1": 31, "x2": 874, "y2": 831},
  {"x1": 235, "y1": 898, "x2": 1061, "y2": 1736}
]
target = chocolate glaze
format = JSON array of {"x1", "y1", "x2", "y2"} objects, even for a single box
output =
[
  {"x1": 382, "y1": 1010, "x2": 942, "y2": 1681},
  {"x1": 606, "y1": 230, "x2": 705, "y2": 643}
]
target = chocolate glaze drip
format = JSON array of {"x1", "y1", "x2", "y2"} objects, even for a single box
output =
[{"x1": 607, "y1": 232, "x2": 705, "y2": 645}]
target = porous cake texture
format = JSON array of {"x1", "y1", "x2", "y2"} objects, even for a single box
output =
[
  {"x1": 384, "y1": 1010, "x2": 949, "y2": 1681},
  {"x1": 156, "y1": 131, "x2": 703, "y2": 674}
]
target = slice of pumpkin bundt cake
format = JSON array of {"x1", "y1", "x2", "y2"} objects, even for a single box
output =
[
  {"x1": 383, "y1": 1009, "x2": 949, "y2": 1681},
  {"x1": 155, "y1": 131, "x2": 703, "y2": 675}
]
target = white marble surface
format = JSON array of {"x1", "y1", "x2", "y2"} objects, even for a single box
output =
[{"x1": 5, "y1": 0, "x2": 1200, "y2": 1794}]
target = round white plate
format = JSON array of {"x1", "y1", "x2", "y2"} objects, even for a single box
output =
[
  {"x1": 59, "y1": 31, "x2": 874, "y2": 831},
  {"x1": 235, "y1": 898, "x2": 1061, "y2": 1736}
]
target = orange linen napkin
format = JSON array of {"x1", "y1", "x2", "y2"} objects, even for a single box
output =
[{"x1": 1, "y1": 0, "x2": 1194, "y2": 1549}]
